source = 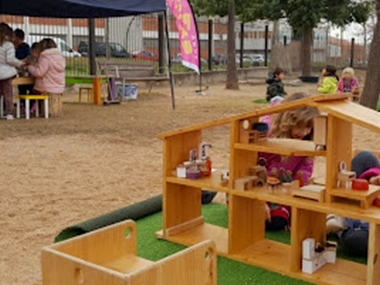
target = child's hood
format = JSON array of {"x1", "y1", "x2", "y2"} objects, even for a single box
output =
[{"x1": 40, "y1": 48, "x2": 66, "y2": 70}]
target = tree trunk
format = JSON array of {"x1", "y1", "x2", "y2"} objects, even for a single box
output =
[
  {"x1": 270, "y1": 20, "x2": 280, "y2": 69},
  {"x1": 226, "y1": 0, "x2": 239, "y2": 90},
  {"x1": 361, "y1": 0, "x2": 380, "y2": 109},
  {"x1": 300, "y1": 27, "x2": 313, "y2": 76}
]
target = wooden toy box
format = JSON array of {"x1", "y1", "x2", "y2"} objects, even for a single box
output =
[{"x1": 42, "y1": 220, "x2": 216, "y2": 285}]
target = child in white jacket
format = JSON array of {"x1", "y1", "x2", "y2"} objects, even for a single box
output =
[{"x1": 0, "y1": 23, "x2": 25, "y2": 120}]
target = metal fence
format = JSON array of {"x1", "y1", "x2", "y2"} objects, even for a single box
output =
[{"x1": 0, "y1": 14, "x2": 369, "y2": 77}]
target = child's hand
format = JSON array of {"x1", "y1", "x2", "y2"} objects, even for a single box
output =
[
  {"x1": 265, "y1": 203, "x2": 271, "y2": 222},
  {"x1": 20, "y1": 60, "x2": 27, "y2": 66}
]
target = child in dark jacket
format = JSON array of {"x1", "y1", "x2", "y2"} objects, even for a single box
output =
[{"x1": 266, "y1": 67, "x2": 287, "y2": 102}]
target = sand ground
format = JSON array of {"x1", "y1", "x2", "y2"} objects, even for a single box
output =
[{"x1": 0, "y1": 77, "x2": 377, "y2": 285}]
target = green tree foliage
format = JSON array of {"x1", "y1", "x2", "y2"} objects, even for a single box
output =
[{"x1": 191, "y1": 0, "x2": 372, "y2": 77}]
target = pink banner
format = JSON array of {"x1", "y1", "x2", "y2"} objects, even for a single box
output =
[{"x1": 167, "y1": 0, "x2": 200, "y2": 74}]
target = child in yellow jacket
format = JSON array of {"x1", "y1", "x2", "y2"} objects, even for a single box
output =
[{"x1": 317, "y1": 65, "x2": 339, "y2": 94}]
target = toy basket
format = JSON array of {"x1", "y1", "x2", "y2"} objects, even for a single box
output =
[{"x1": 117, "y1": 84, "x2": 139, "y2": 100}]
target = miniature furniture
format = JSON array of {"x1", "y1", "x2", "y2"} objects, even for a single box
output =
[
  {"x1": 79, "y1": 86, "x2": 93, "y2": 103},
  {"x1": 156, "y1": 94, "x2": 380, "y2": 285},
  {"x1": 16, "y1": 95, "x2": 49, "y2": 119},
  {"x1": 42, "y1": 220, "x2": 217, "y2": 285}
]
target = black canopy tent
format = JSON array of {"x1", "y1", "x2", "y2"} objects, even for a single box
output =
[{"x1": 0, "y1": 0, "x2": 176, "y2": 108}]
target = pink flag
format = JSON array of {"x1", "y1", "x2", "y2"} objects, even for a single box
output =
[{"x1": 167, "y1": 0, "x2": 200, "y2": 74}]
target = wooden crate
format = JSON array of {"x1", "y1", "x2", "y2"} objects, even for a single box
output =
[{"x1": 42, "y1": 220, "x2": 217, "y2": 285}]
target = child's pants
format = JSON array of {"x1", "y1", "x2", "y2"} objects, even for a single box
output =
[{"x1": 0, "y1": 77, "x2": 14, "y2": 115}]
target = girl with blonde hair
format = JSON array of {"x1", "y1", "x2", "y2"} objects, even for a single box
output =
[
  {"x1": 260, "y1": 93, "x2": 320, "y2": 231},
  {"x1": 337, "y1": 67, "x2": 359, "y2": 94}
]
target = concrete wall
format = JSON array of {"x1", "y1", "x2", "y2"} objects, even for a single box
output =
[{"x1": 172, "y1": 67, "x2": 269, "y2": 87}]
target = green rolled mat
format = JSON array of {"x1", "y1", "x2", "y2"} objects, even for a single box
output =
[{"x1": 55, "y1": 195, "x2": 163, "y2": 243}]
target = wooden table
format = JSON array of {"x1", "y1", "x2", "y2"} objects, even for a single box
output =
[{"x1": 12, "y1": 76, "x2": 34, "y2": 86}]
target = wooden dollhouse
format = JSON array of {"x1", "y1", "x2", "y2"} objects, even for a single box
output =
[{"x1": 156, "y1": 94, "x2": 380, "y2": 285}]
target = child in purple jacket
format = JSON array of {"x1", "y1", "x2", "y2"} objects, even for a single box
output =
[{"x1": 261, "y1": 93, "x2": 320, "y2": 230}]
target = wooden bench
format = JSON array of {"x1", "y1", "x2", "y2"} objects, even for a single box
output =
[{"x1": 97, "y1": 60, "x2": 169, "y2": 95}]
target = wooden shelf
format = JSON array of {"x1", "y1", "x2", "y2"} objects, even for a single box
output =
[
  {"x1": 235, "y1": 139, "x2": 326, "y2": 157},
  {"x1": 233, "y1": 187, "x2": 380, "y2": 224},
  {"x1": 231, "y1": 240, "x2": 366, "y2": 285},
  {"x1": 156, "y1": 223, "x2": 228, "y2": 255},
  {"x1": 166, "y1": 173, "x2": 229, "y2": 193},
  {"x1": 330, "y1": 185, "x2": 380, "y2": 209}
]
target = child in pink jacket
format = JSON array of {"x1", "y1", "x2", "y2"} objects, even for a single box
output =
[
  {"x1": 337, "y1": 67, "x2": 359, "y2": 93},
  {"x1": 28, "y1": 38, "x2": 65, "y2": 116},
  {"x1": 260, "y1": 93, "x2": 320, "y2": 231}
]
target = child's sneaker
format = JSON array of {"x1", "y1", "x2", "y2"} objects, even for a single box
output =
[{"x1": 6, "y1": 114, "x2": 14, "y2": 120}]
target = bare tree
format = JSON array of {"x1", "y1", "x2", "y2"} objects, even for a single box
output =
[
  {"x1": 360, "y1": 0, "x2": 380, "y2": 109},
  {"x1": 226, "y1": 0, "x2": 239, "y2": 90}
]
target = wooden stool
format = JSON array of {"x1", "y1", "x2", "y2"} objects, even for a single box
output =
[
  {"x1": 16, "y1": 95, "x2": 49, "y2": 119},
  {"x1": 79, "y1": 86, "x2": 93, "y2": 103}
]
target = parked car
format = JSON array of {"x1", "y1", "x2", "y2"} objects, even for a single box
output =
[
  {"x1": 26, "y1": 35, "x2": 81, "y2": 57},
  {"x1": 131, "y1": 50, "x2": 158, "y2": 61},
  {"x1": 171, "y1": 53, "x2": 207, "y2": 64},
  {"x1": 78, "y1": 41, "x2": 130, "y2": 58}
]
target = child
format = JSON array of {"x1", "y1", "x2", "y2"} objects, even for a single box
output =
[
  {"x1": 337, "y1": 67, "x2": 359, "y2": 94},
  {"x1": 328, "y1": 151, "x2": 380, "y2": 257},
  {"x1": 0, "y1": 23, "x2": 24, "y2": 120},
  {"x1": 261, "y1": 93, "x2": 320, "y2": 230},
  {"x1": 317, "y1": 65, "x2": 339, "y2": 94},
  {"x1": 266, "y1": 67, "x2": 287, "y2": 102},
  {"x1": 27, "y1": 38, "x2": 65, "y2": 117}
]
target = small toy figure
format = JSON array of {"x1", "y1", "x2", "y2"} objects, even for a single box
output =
[
  {"x1": 297, "y1": 170, "x2": 305, "y2": 187},
  {"x1": 285, "y1": 170, "x2": 293, "y2": 182},
  {"x1": 270, "y1": 167, "x2": 278, "y2": 179},
  {"x1": 279, "y1": 167, "x2": 287, "y2": 183}
]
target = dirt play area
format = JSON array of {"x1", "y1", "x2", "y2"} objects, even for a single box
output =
[{"x1": 1, "y1": 78, "x2": 378, "y2": 285}]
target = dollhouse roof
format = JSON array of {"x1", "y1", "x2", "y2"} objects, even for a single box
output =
[{"x1": 157, "y1": 94, "x2": 380, "y2": 139}]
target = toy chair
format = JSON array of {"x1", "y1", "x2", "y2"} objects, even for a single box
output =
[
  {"x1": 16, "y1": 95, "x2": 49, "y2": 119},
  {"x1": 78, "y1": 86, "x2": 93, "y2": 103}
]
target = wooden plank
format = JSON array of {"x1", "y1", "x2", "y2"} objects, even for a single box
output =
[
  {"x1": 157, "y1": 95, "x2": 314, "y2": 140},
  {"x1": 330, "y1": 185, "x2": 380, "y2": 201},
  {"x1": 41, "y1": 249, "x2": 126, "y2": 285},
  {"x1": 314, "y1": 100, "x2": 380, "y2": 135},
  {"x1": 102, "y1": 255, "x2": 154, "y2": 274},
  {"x1": 367, "y1": 223, "x2": 380, "y2": 285},
  {"x1": 230, "y1": 120, "x2": 259, "y2": 186},
  {"x1": 325, "y1": 115, "x2": 352, "y2": 203},
  {"x1": 235, "y1": 139, "x2": 326, "y2": 157},
  {"x1": 52, "y1": 220, "x2": 138, "y2": 265},
  {"x1": 232, "y1": 240, "x2": 291, "y2": 274},
  {"x1": 158, "y1": 240, "x2": 217, "y2": 285},
  {"x1": 156, "y1": 223, "x2": 229, "y2": 255},
  {"x1": 233, "y1": 187, "x2": 380, "y2": 225},
  {"x1": 229, "y1": 195, "x2": 265, "y2": 253},
  {"x1": 165, "y1": 216, "x2": 204, "y2": 236},
  {"x1": 13, "y1": 76, "x2": 34, "y2": 86},
  {"x1": 163, "y1": 184, "x2": 202, "y2": 234},
  {"x1": 157, "y1": 94, "x2": 352, "y2": 140},
  {"x1": 166, "y1": 173, "x2": 229, "y2": 193},
  {"x1": 290, "y1": 207, "x2": 326, "y2": 272}
]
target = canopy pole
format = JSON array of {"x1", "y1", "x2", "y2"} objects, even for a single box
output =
[
  {"x1": 88, "y1": 18, "x2": 96, "y2": 75},
  {"x1": 163, "y1": 11, "x2": 175, "y2": 110}
]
